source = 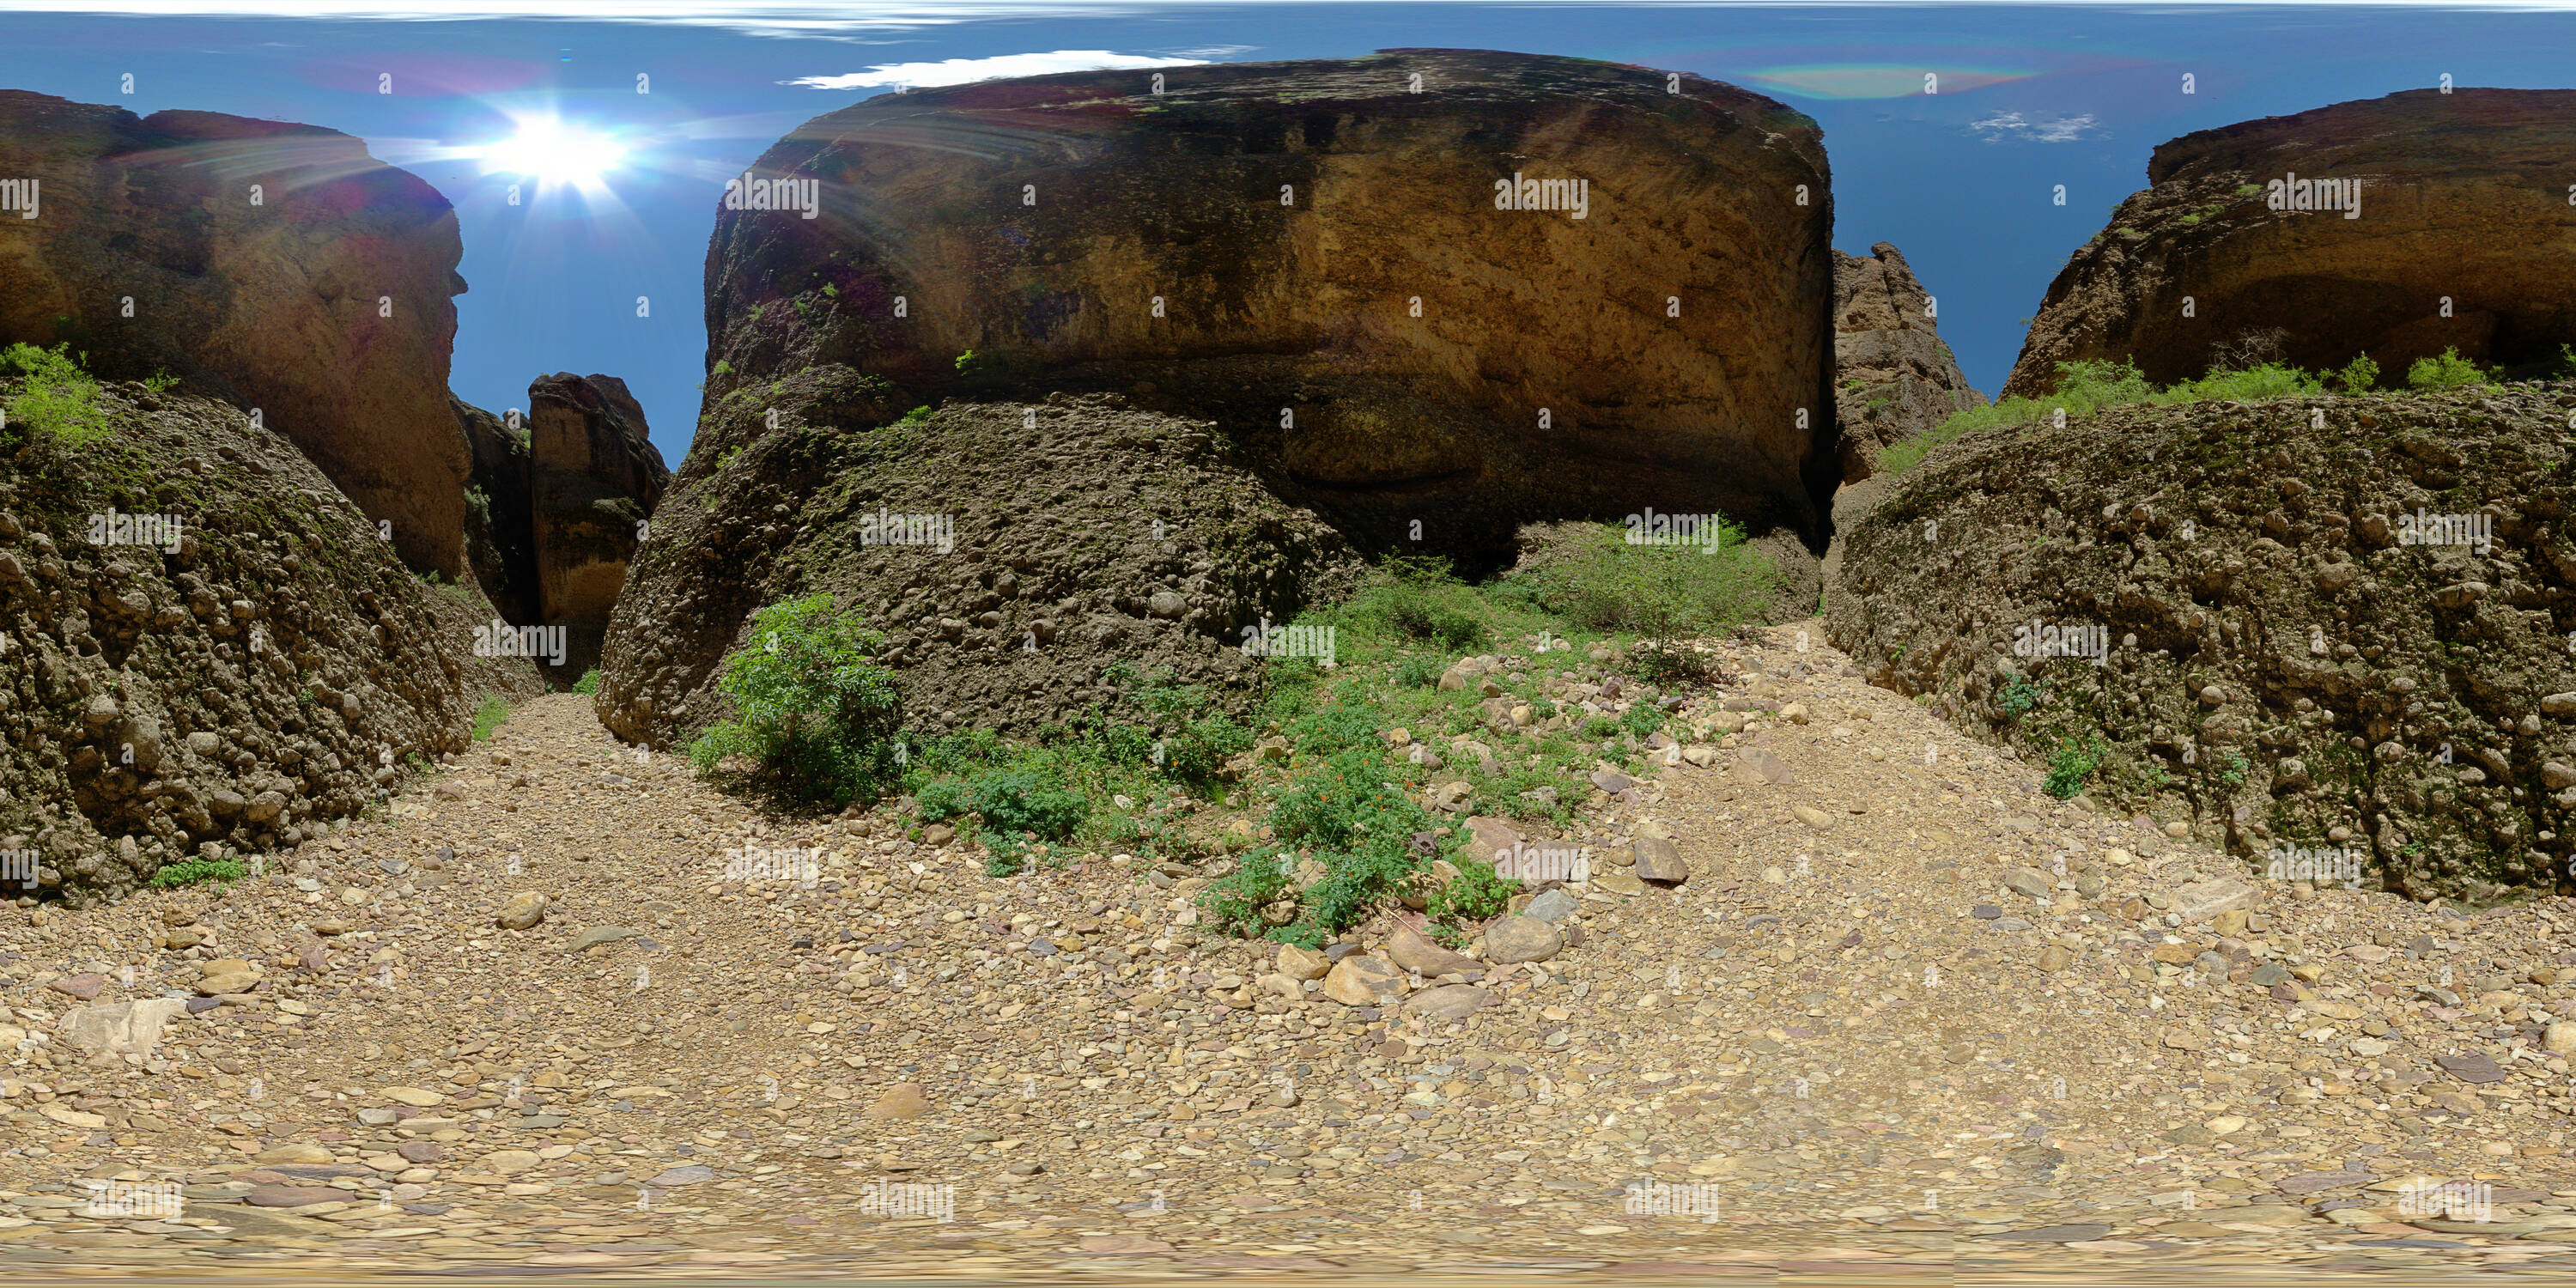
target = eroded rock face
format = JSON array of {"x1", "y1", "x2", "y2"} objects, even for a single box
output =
[
  {"x1": 528, "y1": 374, "x2": 667, "y2": 674},
  {"x1": 455, "y1": 397, "x2": 535, "y2": 626},
  {"x1": 0, "y1": 91, "x2": 471, "y2": 574},
  {"x1": 0, "y1": 383, "x2": 541, "y2": 904},
  {"x1": 1826, "y1": 383, "x2": 2576, "y2": 902},
  {"x1": 698, "y1": 47, "x2": 1836, "y2": 558},
  {"x1": 2004, "y1": 89, "x2": 2576, "y2": 398},
  {"x1": 598, "y1": 390, "x2": 1362, "y2": 749},
  {"x1": 1832, "y1": 242, "x2": 1984, "y2": 480}
]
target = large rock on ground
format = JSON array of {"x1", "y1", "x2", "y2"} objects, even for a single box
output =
[
  {"x1": 0, "y1": 91, "x2": 471, "y2": 574},
  {"x1": 696, "y1": 47, "x2": 1837, "y2": 561},
  {"x1": 0, "y1": 383, "x2": 541, "y2": 903},
  {"x1": 2004, "y1": 89, "x2": 2576, "y2": 398},
  {"x1": 528, "y1": 374, "x2": 668, "y2": 675},
  {"x1": 1826, "y1": 381, "x2": 2576, "y2": 902},
  {"x1": 1832, "y1": 242, "x2": 1984, "y2": 480}
]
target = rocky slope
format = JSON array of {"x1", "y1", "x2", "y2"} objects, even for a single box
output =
[
  {"x1": 2004, "y1": 89, "x2": 2576, "y2": 398},
  {"x1": 697, "y1": 47, "x2": 1837, "y2": 564},
  {"x1": 528, "y1": 374, "x2": 668, "y2": 677},
  {"x1": 1832, "y1": 242, "x2": 1984, "y2": 481},
  {"x1": 1826, "y1": 380, "x2": 2576, "y2": 902},
  {"x1": 0, "y1": 380, "x2": 540, "y2": 905},
  {"x1": 0, "y1": 91, "x2": 473, "y2": 576},
  {"x1": 598, "y1": 391, "x2": 1361, "y2": 747}
]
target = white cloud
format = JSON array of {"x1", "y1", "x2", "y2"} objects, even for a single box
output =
[
  {"x1": 1970, "y1": 112, "x2": 2101, "y2": 144},
  {"x1": 787, "y1": 50, "x2": 1207, "y2": 90}
]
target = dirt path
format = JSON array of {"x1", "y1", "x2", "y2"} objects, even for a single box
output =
[{"x1": 3, "y1": 625, "x2": 2575, "y2": 1281}]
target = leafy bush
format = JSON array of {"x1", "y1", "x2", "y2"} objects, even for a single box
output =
[
  {"x1": 573, "y1": 669, "x2": 602, "y2": 696},
  {"x1": 1157, "y1": 714, "x2": 1252, "y2": 784},
  {"x1": 2, "y1": 342, "x2": 111, "y2": 447},
  {"x1": 1528, "y1": 522, "x2": 1776, "y2": 676},
  {"x1": 1345, "y1": 556, "x2": 1488, "y2": 650},
  {"x1": 2044, "y1": 735, "x2": 2103, "y2": 799},
  {"x1": 900, "y1": 405, "x2": 933, "y2": 423},
  {"x1": 1885, "y1": 356, "x2": 2340, "y2": 476},
  {"x1": 151, "y1": 857, "x2": 246, "y2": 888},
  {"x1": 688, "y1": 595, "x2": 902, "y2": 805},
  {"x1": 2407, "y1": 347, "x2": 2493, "y2": 390},
  {"x1": 1427, "y1": 854, "x2": 1516, "y2": 930},
  {"x1": 1995, "y1": 677, "x2": 2046, "y2": 720},
  {"x1": 1394, "y1": 653, "x2": 1445, "y2": 688},
  {"x1": 471, "y1": 696, "x2": 512, "y2": 741},
  {"x1": 2331, "y1": 352, "x2": 2380, "y2": 393}
]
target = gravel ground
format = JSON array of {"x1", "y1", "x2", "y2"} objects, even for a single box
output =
[{"x1": 3, "y1": 622, "x2": 2574, "y2": 1282}]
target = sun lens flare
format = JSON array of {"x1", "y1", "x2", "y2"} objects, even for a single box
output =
[{"x1": 478, "y1": 117, "x2": 628, "y2": 187}]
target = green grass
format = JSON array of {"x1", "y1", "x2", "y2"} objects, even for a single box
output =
[
  {"x1": 2, "y1": 342, "x2": 112, "y2": 447},
  {"x1": 573, "y1": 669, "x2": 602, "y2": 696},
  {"x1": 2407, "y1": 347, "x2": 2494, "y2": 390},
  {"x1": 150, "y1": 857, "x2": 247, "y2": 888},
  {"x1": 471, "y1": 696, "x2": 513, "y2": 741},
  {"x1": 2044, "y1": 735, "x2": 2104, "y2": 799},
  {"x1": 1880, "y1": 357, "x2": 2331, "y2": 475}
]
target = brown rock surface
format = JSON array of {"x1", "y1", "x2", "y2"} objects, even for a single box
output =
[
  {"x1": 527, "y1": 374, "x2": 668, "y2": 672},
  {"x1": 455, "y1": 396, "x2": 536, "y2": 625},
  {"x1": 0, "y1": 90, "x2": 471, "y2": 574},
  {"x1": 697, "y1": 47, "x2": 1837, "y2": 557},
  {"x1": 2003, "y1": 88, "x2": 2576, "y2": 397},
  {"x1": 1831, "y1": 242, "x2": 1984, "y2": 479}
]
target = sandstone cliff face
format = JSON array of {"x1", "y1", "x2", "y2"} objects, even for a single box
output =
[
  {"x1": 528, "y1": 374, "x2": 667, "y2": 674},
  {"x1": 0, "y1": 90, "x2": 471, "y2": 574},
  {"x1": 0, "y1": 380, "x2": 540, "y2": 904},
  {"x1": 696, "y1": 48, "x2": 1837, "y2": 557},
  {"x1": 1826, "y1": 384, "x2": 2576, "y2": 903},
  {"x1": 1832, "y1": 242, "x2": 1984, "y2": 480},
  {"x1": 455, "y1": 396, "x2": 536, "y2": 625},
  {"x1": 2004, "y1": 89, "x2": 2576, "y2": 398}
]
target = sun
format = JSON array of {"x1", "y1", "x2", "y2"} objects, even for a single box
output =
[{"x1": 479, "y1": 118, "x2": 628, "y2": 187}]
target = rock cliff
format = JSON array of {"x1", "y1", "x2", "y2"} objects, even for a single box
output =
[
  {"x1": 528, "y1": 374, "x2": 667, "y2": 675},
  {"x1": 2004, "y1": 89, "x2": 2576, "y2": 398},
  {"x1": 0, "y1": 90, "x2": 471, "y2": 574},
  {"x1": 696, "y1": 48, "x2": 1836, "y2": 558},
  {"x1": 1827, "y1": 382, "x2": 2576, "y2": 902},
  {"x1": 1832, "y1": 242, "x2": 1984, "y2": 480},
  {"x1": 0, "y1": 379, "x2": 540, "y2": 905}
]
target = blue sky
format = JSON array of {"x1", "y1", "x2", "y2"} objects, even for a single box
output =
[{"x1": 5, "y1": 3, "x2": 2573, "y2": 467}]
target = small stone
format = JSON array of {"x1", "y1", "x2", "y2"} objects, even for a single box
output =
[
  {"x1": 253, "y1": 1142, "x2": 334, "y2": 1164},
  {"x1": 1462, "y1": 816, "x2": 1522, "y2": 865},
  {"x1": 380, "y1": 1086, "x2": 447, "y2": 1107},
  {"x1": 922, "y1": 823, "x2": 956, "y2": 847},
  {"x1": 1385, "y1": 925, "x2": 1479, "y2": 978},
  {"x1": 55, "y1": 998, "x2": 189, "y2": 1057},
  {"x1": 568, "y1": 926, "x2": 642, "y2": 953},
  {"x1": 2003, "y1": 868, "x2": 2052, "y2": 900},
  {"x1": 2435, "y1": 1052, "x2": 2507, "y2": 1084},
  {"x1": 495, "y1": 891, "x2": 548, "y2": 930},
  {"x1": 1484, "y1": 915, "x2": 1564, "y2": 964},
  {"x1": 1275, "y1": 943, "x2": 1331, "y2": 981},
  {"x1": 1790, "y1": 805, "x2": 1832, "y2": 831},
  {"x1": 1589, "y1": 769, "x2": 1633, "y2": 795},
  {"x1": 865, "y1": 1083, "x2": 933, "y2": 1119},
  {"x1": 396, "y1": 1141, "x2": 445, "y2": 1163},
  {"x1": 1322, "y1": 955, "x2": 1410, "y2": 1005},
  {"x1": 1591, "y1": 868, "x2": 1646, "y2": 896},
  {"x1": 1404, "y1": 984, "x2": 1490, "y2": 1021},
  {"x1": 646, "y1": 1163, "x2": 716, "y2": 1187},
  {"x1": 2037, "y1": 945, "x2": 2073, "y2": 972},
  {"x1": 1524, "y1": 889, "x2": 1580, "y2": 923},
  {"x1": 481, "y1": 1150, "x2": 542, "y2": 1175},
  {"x1": 1632, "y1": 835, "x2": 1689, "y2": 884},
  {"x1": 2171, "y1": 878, "x2": 2254, "y2": 924},
  {"x1": 2212, "y1": 908, "x2": 2251, "y2": 939},
  {"x1": 2546, "y1": 1022, "x2": 2576, "y2": 1054},
  {"x1": 355, "y1": 1109, "x2": 398, "y2": 1127},
  {"x1": 47, "y1": 973, "x2": 106, "y2": 1001},
  {"x1": 245, "y1": 1185, "x2": 346, "y2": 1207}
]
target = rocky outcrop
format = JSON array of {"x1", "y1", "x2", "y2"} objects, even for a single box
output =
[
  {"x1": 0, "y1": 90, "x2": 471, "y2": 575},
  {"x1": 1832, "y1": 242, "x2": 1984, "y2": 480},
  {"x1": 455, "y1": 396, "x2": 535, "y2": 625},
  {"x1": 528, "y1": 374, "x2": 667, "y2": 675},
  {"x1": 598, "y1": 389, "x2": 1363, "y2": 748},
  {"x1": 0, "y1": 380, "x2": 541, "y2": 904},
  {"x1": 1826, "y1": 382, "x2": 2576, "y2": 903},
  {"x1": 2004, "y1": 89, "x2": 2576, "y2": 398},
  {"x1": 696, "y1": 47, "x2": 1837, "y2": 560}
]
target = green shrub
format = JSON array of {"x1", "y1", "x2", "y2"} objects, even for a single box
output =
[
  {"x1": 2, "y1": 342, "x2": 111, "y2": 447},
  {"x1": 151, "y1": 857, "x2": 246, "y2": 888},
  {"x1": 1344, "y1": 556, "x2": 1488, "y2": 650},
  {"x1": 1157, "y1": 714, "x2": 1252, "y2": 784},
  {"x1": 1996, "y1": 677, "x2": 2047, "y2": 720},
  {"x1": 2044, "y1": 736, "x2": 2103, "y2": 799},
  {"x1": 2331, "y1": 352, "x2": 2380, "y2": 393},
  {"x1": 573, "y1": 669, "x2": 602, "y2": 696},
  {"x1": 471, "y1": 696, "x2": 512, "y2": 741},
  {"x1": 2407, "y1": 347, "x2": 2493, "y2": 390},
  {"x1": 1427, "y1": 854, "x2": 1516, "y2": 930},
  {"x1": 688, "y1": 594, "x2": 902, "y2": 805},
  {"x1": 1394, "y1": 653, "x2": 1445, "y2": 688},
  {"x1": 1528, "y1": 522, "x2": 1777, "y2": 675},
  {"x1": 900, "y1": 405, "x2": 933, "y2": 423}
]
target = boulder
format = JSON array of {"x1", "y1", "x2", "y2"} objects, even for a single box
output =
[
  {"x1": 2007, "y1": 89, "x2": 2576, "y2": 396},
  {"x1": 54, "y1": 997, "x2": 189, "y2": 1057},
  {"x1": 0, "y1": 91, "x2": 471, "y2": 574},
  {"x1": 1832, "y1": 242, "x2": 1985, "y2": 480},
  {"x1": 1275, "y1": 943, "x2": 1332, "y2": 981},
  {"x1": 495, "y1": 891, "x2": 548, "y2": 931},
  {"x1": 864, "y1": 1082, "x2": 933, "y2": 1120},
  {"x1": 1321, "y1": 954, "x2": 1410, "y2": 1005},
  {"x1": 1484, "y1": 914, "x2": 1565, "y2": 964}
]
